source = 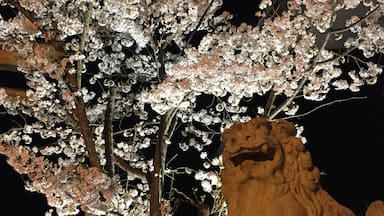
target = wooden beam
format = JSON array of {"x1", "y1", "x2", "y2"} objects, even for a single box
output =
[
  {"x1": 3, "y1": 87, "x2": 26, "y2": 98},
  {"x1": 0, "y1": 50, "x2": 20, "y2": 66},
  {"x1": 0, "y1": 64, "x2": 18, "y2": 72},
  {"x1": 0, "y1": 49, "x2": 20, "y2": 72},
  {"x1": 0, "y1": 43, "x2": 64, "y2": 72}
]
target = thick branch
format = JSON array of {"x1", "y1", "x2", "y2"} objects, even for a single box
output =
[
  {"x1": 3, "y1": 0, "x2": 58, "y2": 40},
  {"x1": 1, "y1": 43, "x2": 63, "y2": 73},
  {"x1": 158, "y1": 45, "x2": 166, "y2": 80},
  {"x1": 149, "y1": 107, "x2": 179, "y2": 216},
  {"x1": 76, "y1": 5, "x2": 93, "y2": 89},
  {"x1": 4, "y1": 0, "x2": 37, "y2": 26},
  {"x1": 149, "y1": 115, "x2": 167, "y2": 216},
  {"x1": 103, "y1": 87, "x2": 116, "y2": 177},
  {"x1": 65, "y1": 73, "x2": 101, "y2": 169},
  {"x1": 0, "y1": 64, "x2": 18, "y2": 72},
  {"x1": 74, "y1": 95, "x2": 100, "y2": 169},
  {"x1": 114, "y1": 155, "x2": 147, "y2": 181}
]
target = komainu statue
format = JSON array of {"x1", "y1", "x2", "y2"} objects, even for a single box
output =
[{"x1": 221, "y1": 118, "x2": 383, "y2": 216}]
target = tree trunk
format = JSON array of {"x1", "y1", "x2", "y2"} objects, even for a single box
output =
[{"x1": 149, "y1": 115, "x2": 167, "y2": 216}]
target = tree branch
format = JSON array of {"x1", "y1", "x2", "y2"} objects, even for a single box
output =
[
  {"x1": 256, "y1": 0, "x2": 281, "y2": 28},
  {"x1": 3, "y1": 0, "x2": 60, "y2": 41},
  {"x1": 149, "y1": 103, "x2": 180, "y2": 216},
  {"x1": 65, "y1": 72, "x2": 101, "y2": 169},
  {"x1": 315, "y1": 46, "x2": 357, "y2": 66},
  {"x1": 149, "y1": 114, "x2": 167, "y2": 216},
  {"x1": 76, "y1": 4, "x2": 93, "y2": 89},
  {"x1": 268, "y1": 77, "x2": 307, "y2": 120},
  {"x1": 158, "y1": 45, "x2": 166, "y2": 81},
  {"x1": 268, "y1": 29, "x2": 333, "y2": 120},
  {"x1": 103, "y1": 87, "x2": 116, "y2": 177},
  {"x1": 283, "y1": 96, "x2": 367, "y2": 120},
  {"x1": 1, "y1": 3, "x2": 99, "y2": 169},
  {"x1": 4, "y1": 0, "x2": 38, "y2": 26},
  {"x1": 185, "y1": 0, "x2": 215, "y2": 46},
  {"x1": 114, "y1": 155, "x2": 147, "y2": 181},
  {"x1": 171, "y1": 0, "x2": 215, "y2": 60},
  {"x1": 327, "y1": 5, "x2": 380, "y2": 35},
  {"x1": 173, "y1": 188, "x2": 210, "y2": 216},
  {"x1": 263, "y1": 90, "x2": 276, "y2": 117}
]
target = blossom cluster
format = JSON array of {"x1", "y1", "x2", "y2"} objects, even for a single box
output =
[
  {"x1": 0, "y1": 0, "x2": 384, "y2": 215},
  {"x1": 0, "y1": 145, "x2": 121, "y2": 215}
]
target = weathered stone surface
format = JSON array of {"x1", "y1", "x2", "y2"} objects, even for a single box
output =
[
  {"x1": 221, "y1": 118, "x2": 382, "y2": 216},
  {"x1": 366, "y1": 200, "x2": 384, "y2": 216}
]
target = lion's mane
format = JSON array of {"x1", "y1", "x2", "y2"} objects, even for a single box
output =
[{"x1": 221, "y1": 118, "x2": 355, "y2": 216}]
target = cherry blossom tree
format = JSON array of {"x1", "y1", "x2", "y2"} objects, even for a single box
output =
[{"x1": 0, "y1": 0, "x2": 383, "y2": 215}]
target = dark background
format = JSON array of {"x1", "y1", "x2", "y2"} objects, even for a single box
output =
[
  {"x1": 1, "y1": 82, "x2": 383, "y2": 216},
  {"x1": 1, "y1": 1, "x2": 384, "y2": 215}
]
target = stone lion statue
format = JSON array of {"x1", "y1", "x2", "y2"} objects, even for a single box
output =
[{"x1": 221, "y1": 117, "x2": 383, "y2": 216}]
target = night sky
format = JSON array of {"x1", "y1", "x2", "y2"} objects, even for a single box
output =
[{"x1": 1, "y1": 1, "x2": 384, "y2": 216}]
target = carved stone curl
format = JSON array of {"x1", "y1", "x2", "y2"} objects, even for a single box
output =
[{"x1": 221, "y1": 118, "x2": 383, "y2": 216}]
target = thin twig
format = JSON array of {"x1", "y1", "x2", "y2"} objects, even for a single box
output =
[
  {"x1": 103, "y1": 87, "x2": 116, "y2": 177},
  {"x1": 185, "y1": 0, "x2": 215, "y2": 46},
  {"x1": 114, "y1": 122, "x2": 160, "y2": 136},
  {"x1": 171, "y1": 0, "x2": 215, "y2": 60},
  {"x1": 328, "y1": 5, "x2": 380, "y2": 35},
  {"x1": 173, "y1": 188, "x2": 197, "y2": 206},
  {"x1": 346, "y1": 54, "x2": 384, "y2": 68},
  {"x1": 256, "y1": 0, "x2": 281, "y2": 28},
  {"x1": 315, "y1": 46, "x2": 357, "y2": 65},
  {"x1": 283, "y1": 96, "x2": 367, "y2": 120},
  {"x1": 268, "y1": 29, "x2": 333, "y2": 120},
  {"x1": 166, "y1": 153, "x2": 179, "y2": 168},
  {"x1": 173, "y1": 188, "x2": 210, "y2": 216},
  {"x1": 263, "y1": 90, "x2": 276, "y2": 117},
  {"x1": 269, "y1": 77, "x2": 308, "y2": 120}
]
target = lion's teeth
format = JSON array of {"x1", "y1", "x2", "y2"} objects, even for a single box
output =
[{"x1": 261, "y1": 144, "x2": 268, "y2": 154}]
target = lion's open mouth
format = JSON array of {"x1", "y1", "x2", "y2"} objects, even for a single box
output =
[{"x1": 231, "y1": 146, "x2": 275, "y2": 167}]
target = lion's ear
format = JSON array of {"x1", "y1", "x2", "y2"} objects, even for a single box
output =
[
  {"x1": 272, "y1": 119, "x2": 297, "y2": 138},
  {"x1": 298, "y1": 151, "x2": 313, "y2": 170},
  {"x1": 249, "y1": 117, "x2": 271, "y2": 130},
  {"x1": 298, "y1": 167, "x2": 320, "y2": 191}
]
